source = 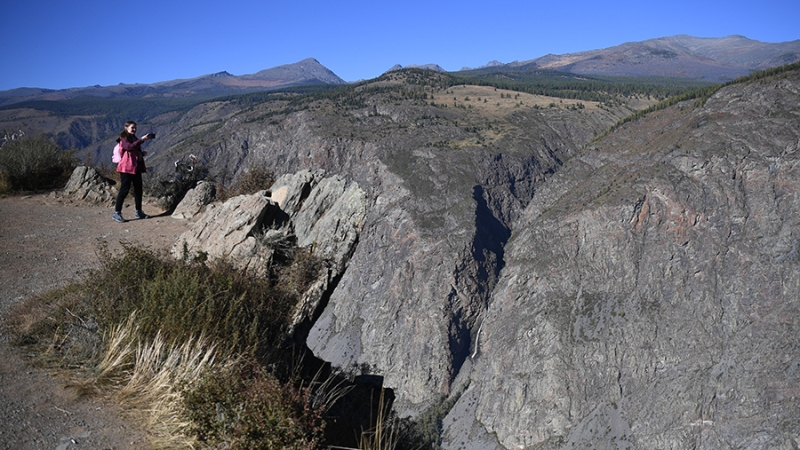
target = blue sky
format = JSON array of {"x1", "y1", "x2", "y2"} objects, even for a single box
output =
[{"x1": 1, "y1": 0, "x2": 798, "y2": 91}]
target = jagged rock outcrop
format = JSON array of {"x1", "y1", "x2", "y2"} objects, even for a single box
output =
[
  {"x1": 270, "y1": 170, "x2": 368, "y2": 338},
  {"x1": 63, "y1": 166, "x2": 117, "y2": 204},
  {"x1": 171, "y1": 180, "x2": 216, "y2": 219},
  {"x1": 170, "y1": 169, "x2": 367, "y2": 338},
  {"x1": 171, "y1": 190, "x2": 278, "y2": 274},
  {"x1": 442, "y1": 69, "x2": 800, "y2": 448}
]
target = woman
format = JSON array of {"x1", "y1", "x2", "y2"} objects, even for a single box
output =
[{"x1": 113, "y1": 121, "x2": 154, "y2": 223}]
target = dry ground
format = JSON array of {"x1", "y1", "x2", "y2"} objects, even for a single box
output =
[{"x1": 0, "y1": 193, "x2": 191, "y2": 449}]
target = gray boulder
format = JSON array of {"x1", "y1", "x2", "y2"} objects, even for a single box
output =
[
  {"x1": 171, "y1": 181, "x2": 217, "y2": 219},
  {"x1": 270, "y1": 169, "x2": 324, "y2": 213},
  {"x1": 63, "y1": 166, "x2": 117, "y2": 204},
  {"x1": 171, "y1": 191, "x2": 279, "y2": 275}
]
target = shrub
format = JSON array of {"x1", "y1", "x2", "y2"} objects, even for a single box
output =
[
  {"x1": 278, "y1": 246, "x2": 328, "y2": 296},
  {"x1": 6, "y1": 244, "x2": 323, "y2": 446},
  {"x1": 219, "y1": 165, "x2": 275, "y2": 201},
  {"x1": 5, "y1": 240, "x2": 420, "y2": 449},
  {"x1": 0, "y1": 134, "x2": 76, "y2": 192},
  {"x1": 183, "y1": 359, "x2": 325, "y2": 449},
  {"x1": 89, "y1": 244, "x2": 294, "y2": 360},
  {"x1": 5, "y1": 282, "x2": 101, "y2": 368}
]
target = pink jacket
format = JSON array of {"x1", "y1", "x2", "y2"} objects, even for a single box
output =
[{"x1": 117, "y1": 137, "x2": 147, "y2": 174}]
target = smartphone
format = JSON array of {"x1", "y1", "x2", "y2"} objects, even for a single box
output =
[{"x1": 147, "y1": 133, "x2": 156, "y2": 139}]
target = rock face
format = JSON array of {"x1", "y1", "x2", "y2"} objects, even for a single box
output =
[
  {"x1": 63, "y1": 166, "x2": 117, "y2": 204},
  {"x1": 271, "y1": 170, "x2": 368, "y2": 338},
  {"x1": 171, "y1": 181, "x2": 216, "y2": 219},
  {"x1": 171, "y1": 190, "x2": 278, "y2": 274},
  {"x1": 443, "y1": 70, "x2": 800, "y2": 448},
  {"x1": 142, "y1": 67, "x2": 799, "y2": 447},
  {"x1": 171, "y1": 170, "x2": 367, "y2": 337}
]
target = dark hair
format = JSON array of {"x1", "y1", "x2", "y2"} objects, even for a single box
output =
[{"x1": 119, "y1": 120, "x2": 137, "y2": 141}]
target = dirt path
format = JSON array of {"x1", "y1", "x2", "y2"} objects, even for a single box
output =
[{"x1": 0, "y1": 193, "x2": 191, "y2": 449}]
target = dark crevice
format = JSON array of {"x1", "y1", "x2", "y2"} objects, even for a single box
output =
[
  {"x1": 447, "y1": 185, "x2": 511, "y2": 384},
  {"x1": 472, "y1": 185, "x2": 511, "y2": 284},
  {"x1": 288, "y1": 257, "x2": 348, "y2": 347}
]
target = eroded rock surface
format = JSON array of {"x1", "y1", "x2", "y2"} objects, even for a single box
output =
[
  {"x1": 171, "y1": 170, "x2": 368, "y2": 338},
  {"x1": 171, "y1": 180, "x2": 216, "y2": 219},
  {"x1": 171, "y1": 190, "x2": 276, "y2": 273},
  {"x1": 445, "y1": 70, "x2": 800, "y2": 449}
]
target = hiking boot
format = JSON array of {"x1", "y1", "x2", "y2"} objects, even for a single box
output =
[
  {"x1": 135, "y1": 210, "x2": 149, "y2": 220},
  {"x1": 112, "y1": 212, "x2": 126, "y2": 223}
]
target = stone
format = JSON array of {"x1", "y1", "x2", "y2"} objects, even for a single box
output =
[
  {"x1": 169, "y1": 171, "x2": 368, "y2": 339},
  {"x1": 284, "y1": 175, "x2": 367, "y2": 339},
  {"x1": 170, "y1": 191, "x2": 280, "y2": 275},
  {"x1": 63, "y1": 166, "x2": 117, "y2": 204},
  {"x1": 270, "y1": 169, "x2": 324, "y2": 213},
  {"x1": 171, "y1": 181, "x2": 216, "y2": 219}
]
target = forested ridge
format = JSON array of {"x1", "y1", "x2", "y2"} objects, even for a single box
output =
[
  {"x1": 1, "y1": 68, "x2": 716, "y2": 122},
  {"x1": 593, "y1": 60, "x2": 800, "y2": 141}
]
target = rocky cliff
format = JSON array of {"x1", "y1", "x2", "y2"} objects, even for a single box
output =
[
  {"x1": 443, "y1": 68, "x2": 800, "y2": 448},
  {"x1": 145, "y1": 73, "x2": 627, "y2": 417},
  {"x1": 139, "y1": 67, "x2": 800, "y2": 447}
]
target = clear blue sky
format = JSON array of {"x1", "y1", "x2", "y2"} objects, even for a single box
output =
[{"x1": 1, "y1": 0, "x2": 798, "y2": 91}]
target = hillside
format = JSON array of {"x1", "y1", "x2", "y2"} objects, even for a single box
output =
[
  {"x1": 444, "y1": 63, "x2": 800, "y2": 449},
  {"x1": 0, "y1": 68, "x2": 686, "y2": 164}
]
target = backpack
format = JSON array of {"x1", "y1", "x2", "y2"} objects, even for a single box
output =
[{"x1": 112, "y1": 142, "x2": 122, "y2": 163}]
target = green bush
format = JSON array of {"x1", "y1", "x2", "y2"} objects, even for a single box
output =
[
  {"x1": 183, "y1": 359, "x2": 325, "y2": 449},
  {"x1": 219, "y1": 165, "x2": 275, "y2": 201},
  {"x1": 88, "y1": 244, "x2": 294, "y2": 360},
  {"x1": 0, "y1": 134, "x2": 75, "y2": 192}
]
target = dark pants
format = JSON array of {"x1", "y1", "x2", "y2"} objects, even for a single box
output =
[{"x1": 115, "y1": 172, "x2": 143, "y2": 212}]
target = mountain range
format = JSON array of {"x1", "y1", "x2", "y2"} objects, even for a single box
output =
[
  {"x1": 1, "y1": 35, "x2": 798, "y2": 108},
  {"x1": 0, "y1": 58, "x2": 346, "y2": 107},
  {"x1": 464, "y1": 34, "x2": 800, "y2": 80}
]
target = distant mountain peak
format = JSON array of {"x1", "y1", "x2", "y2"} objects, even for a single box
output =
[
  {"x1": 246, "y1": 58, "x2": 345, "y2": 85},
  {"x1": 462, "y1": 60, "x2": 505, "y2": 71},
  {"x1": 0, "y1": 58, "x2": 346, "y2": 107}
]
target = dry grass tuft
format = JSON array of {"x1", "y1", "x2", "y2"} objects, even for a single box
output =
[
  {"x1": 358, "y1": 389, "x2": 400, "y2": 450},
  {"x1": 91, "y1": 313, "x2": 218, "y2": 448}
]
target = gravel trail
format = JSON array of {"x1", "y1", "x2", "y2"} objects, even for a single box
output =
[{"x1": 0, "y1": 193, "x2": 191, "y2": 449}]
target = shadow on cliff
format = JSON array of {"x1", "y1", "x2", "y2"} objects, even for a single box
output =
[{"x1": 447, "y1": 185, "x2": 511, "y2": 385}]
